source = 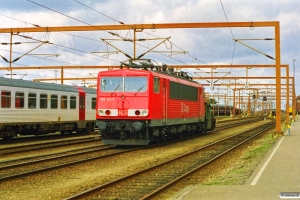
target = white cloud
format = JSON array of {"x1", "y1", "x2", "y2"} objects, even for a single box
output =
[{"x1": 0, "y1": 0, "x2": 299, "y2": 96}]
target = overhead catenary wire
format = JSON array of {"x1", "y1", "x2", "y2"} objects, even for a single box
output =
[
  {"x1": 73, "y1": 0, "x2": 125, "y2": 25},
  {"x1": 27, "y1": 0, "x2": 111, "y2": 33},
  {"x1": 0, "y1": 14, "x2": 120, "y2": 66},
  {"x1": 71, "y1": 0, "x2": 207, "y2": 65},
  {"x1": 103, "y1": 30, "x2": 193, "y2": 65},
  {"x1": 0, "y1": 10, "x2": 121, "y2": 81},
  {"x1": 0, "y1": 48, "x2": 83, "y2": 66},
  {"x1": 0, "y1": 13, "x2": 40, "y2": 27},
  {"x1": 25, "y1": 0, "x2": 123, "y2": 64},
  {"x1": 219, "y1": 0, "x2": 236, "y2": 65},
  {"x1": 219, "y1": 0, "x2": 234, "y2": 39},
  {"x1": 6, "y1": 1, "x2": 207, "y2": 71},
  {"x1": 234, "y1": 39, "x2": 275, "y2": 60},
  {"x1": 25, "y1": 1, "x2": 190, "y2": 65},
  {"x1": 49, "y1": 42, "x2": 121, "y2": 64},
  {"x1": 0, "y1": 14, "x2": 100, "y2": 43},
  {"x1": 17, "y1": 34, "x2": 121, "y2": 64}
]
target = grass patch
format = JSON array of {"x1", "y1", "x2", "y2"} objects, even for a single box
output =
[{"x1": 203, "y1": 132, "x2": 279, "y2": 185}]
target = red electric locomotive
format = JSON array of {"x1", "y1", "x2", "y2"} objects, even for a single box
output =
[{"x1": 95, "y1": 66, "x2": 216, "y2": 145}]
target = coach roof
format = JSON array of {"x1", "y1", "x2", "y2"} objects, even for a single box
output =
[{"x1": 0, "y1": 77, "x2": 96, "y2": 94}]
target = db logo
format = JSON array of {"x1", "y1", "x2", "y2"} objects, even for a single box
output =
[
  {"x1": 118, "y1": 110, "x2": 128, "y2": 116},
  {"x1": 181, "y1": 102, "x2": 189, "y2": 113}
]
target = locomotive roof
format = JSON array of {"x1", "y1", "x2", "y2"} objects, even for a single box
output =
[{"x1": 0, "y1": 77, "x2": 96, "y2": 94}]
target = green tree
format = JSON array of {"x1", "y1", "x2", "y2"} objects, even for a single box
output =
[{"x1": 209, "y1": 98, "x2": 217, "y2": 104}]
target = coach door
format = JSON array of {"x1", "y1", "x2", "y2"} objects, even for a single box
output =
[
  {"x1": 162, "y1": 79, "x2": 167, "y2": 124},
  {"x1": 78, "y1": 92, "x2": 86, "y2": 128},
  {"x1": 79, "y1": 95, "x2": 85, "y2": 120}
]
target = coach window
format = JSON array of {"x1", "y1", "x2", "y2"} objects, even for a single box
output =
[
  {"x1": 15, "y1": 92, "x2": 24, "y2": 109},
  {"x1": 61, "y1": 95, "x2": 67, "y2": 109},
  {"x1": 153, "y1": 77, "x2": 160, "y2": 93},
  {"x1": 70, "y1": 96, "x2": 76, "y2": 109},
  {"x1": 28, "y1": 93, "x2": 36, "y2": 109},
  {"x1": 40, "y1": 94, "x2": 48, "y2": 109},
  {"x1": 1, "y1": 90, "x2": 11, "y2": 108},
  {"x1": 92, "y1": 97, "x2": 96, "y2": 109},
  {"x1": 51, "y1": 94, "x2": 58, "y2": 109}
]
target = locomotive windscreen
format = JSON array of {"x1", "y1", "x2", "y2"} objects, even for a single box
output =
[{"x1": 100, "y1": 77, "x2": 148, "y2": 92}]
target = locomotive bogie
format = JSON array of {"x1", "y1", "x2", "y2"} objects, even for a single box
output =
[
  {"x1": 98, "y1": 120, "x2": 150, "y2": 145},
  {"x1": 99, "y1": 120, "x2": 206, "y2": 145}
]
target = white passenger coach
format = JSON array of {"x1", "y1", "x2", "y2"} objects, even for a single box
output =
[{"x1": 0, "y1": 77, "x2": 96, "y2": 140}]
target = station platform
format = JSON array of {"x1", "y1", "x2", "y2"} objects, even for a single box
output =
[{"x1": 170, "y1": 119, "x2": 300, "y2": 200}]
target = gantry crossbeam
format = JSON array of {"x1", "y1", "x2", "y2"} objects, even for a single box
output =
[{"x1": 0, "y1": 21, "x2": 282, "y2": 133}]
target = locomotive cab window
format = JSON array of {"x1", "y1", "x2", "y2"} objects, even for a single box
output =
[
  {"x1": 40, "y1": 94, "x2": 47, "y2": 109},
  {"x1": 28, "y1": 93, "x2": 36, "y2": 109},
  {"x1": 153, "y1": 77, "x2": 160, "y2": 93},
  {"x1": 61, "y1": 95, "x2": 67, "y2": 109},
  {"x1": 70, "y1": 96, "x2": 76, "y2": 109},
  {"x1": 51, "y1": 94, "x2": 58, "y2": 109},
  {"x1": 124, "y1": 77, "x2": 147, "y2": 92},
  {"x1": 100, "y1": 77, "x2": 147, "y2": 92},
  {"x1": 100, "y1": 77, "x2": 123, "y2": 92},
  {"x1": 15, "y1": 92, "x2": 24, "y2": 109},
  {"x1": 1, "y1": 90, "x2": 11, "y2": 108}
]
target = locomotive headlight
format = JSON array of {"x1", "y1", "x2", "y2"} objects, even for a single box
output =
[
  {"x1": 142, "y1": 110, "x2": 148, "y2": 116},
  {"x1": 98, "y1": 110, "x2": 104, "y2": 116}
]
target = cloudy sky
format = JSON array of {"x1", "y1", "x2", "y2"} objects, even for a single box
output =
[{"x1": 0, "y1": 0, "x2": 299, "y2": 105}]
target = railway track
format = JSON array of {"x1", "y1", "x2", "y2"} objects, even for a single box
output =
[
  {"x1": 0, "y1": 117, "x2": 264, "y2": 180},
  {"x1": 214, "y1": 117, "x2": 264, "y2": 128},
  {"x1": 64, "y1": 121, "x2": 275, "y2": 199},
  {"x1": 0, "y1": 117, "x2": 267, "y2": 196},
  {"x1": 216, "y1": 116, "x2": 259, "y2": 123},
  {"x1": 0, "y1": 131, "x2": 95, "y2": 144},
  {"x1": 0, "y1": 117, "x2": 259, "y2": 157},
  {"x1": 0, "y1": 145, "x2": 140, "y2": 182},
  {"x1": 0, "y1": 136, "x2": 101, "y2": 155}
]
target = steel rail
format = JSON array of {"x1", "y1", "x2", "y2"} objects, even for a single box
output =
[
  {"x1": 0, "y1": 137, "x2": 100, "y2": 155},
  {"x1": 0, "y1": 144, "x2": 114, "y2": 170},
  {"x1": 64, "y1": 121, "x2": 274, "y2": 199},
  {"x1": 141, "y1": 123, "x2": 275, "y2": 199},
  {"x1": 0, "y1": 118, "x2": 263, "y2": 183},
  {"x1": 0, "y1": 146, "x2": 140, "y2": 182}
]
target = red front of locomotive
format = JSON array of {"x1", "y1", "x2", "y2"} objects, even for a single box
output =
[
  {"x1": 96, "y1": 69, "x2": 153, "y2": 145},
  {"x1": 95, "y1": 68, "x2": 209, "y2": 145}
]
